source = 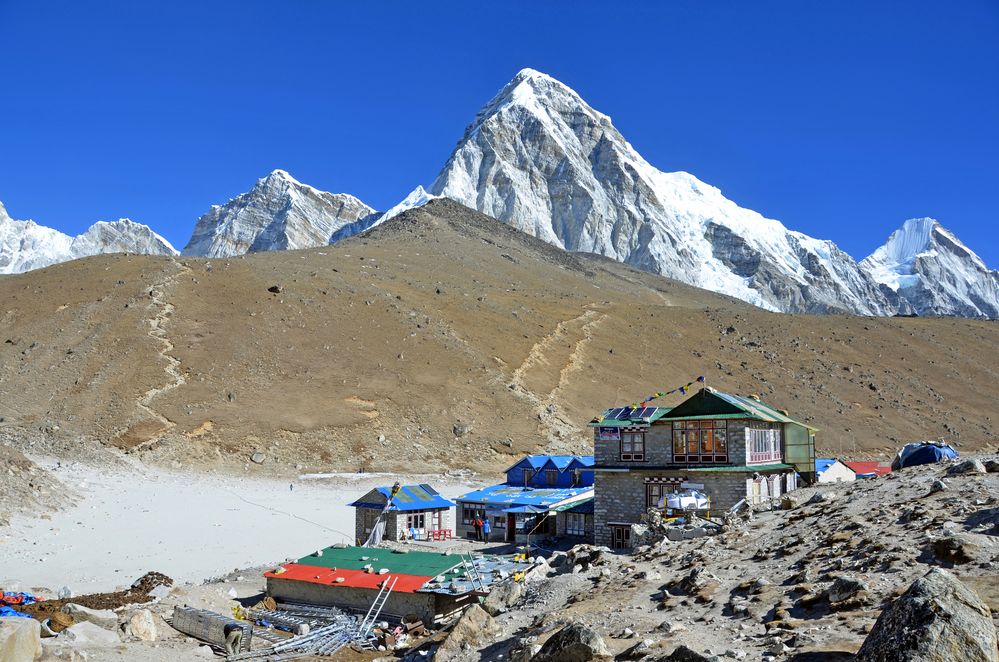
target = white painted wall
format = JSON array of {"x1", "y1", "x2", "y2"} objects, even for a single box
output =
[{"x1": 817, "y1": 460, "x2": 856, "y2": 483}]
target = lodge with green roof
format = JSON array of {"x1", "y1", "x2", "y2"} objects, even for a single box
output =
[{"x1": 589, "y1": 386, "x2": 817, "y2": 549}]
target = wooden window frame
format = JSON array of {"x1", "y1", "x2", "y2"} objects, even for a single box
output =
[
  {"x1": 406, "y1": 512, "x2": 426, "y2": 530},
  {"x1": 619, "y1": 432, "x2": 646, "y2": 461},
  {"x1": 546, "y1": 469, "x2": 558, "y2": 485},
  {"x1": 566, "y1": 513, "x2": 586, "y2": 536},
  {"x1": 610, "y1": 525, "x2": 632, "y2": 549},
  {"x1": 671, "y1": 420, "x2": 729, "y2": 464}
]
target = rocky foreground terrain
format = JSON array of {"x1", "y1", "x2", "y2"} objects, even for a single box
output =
[
  {"x1": 428, "y1": 454, "x2": 999, "y2": 662},
  {"x1": 2, "y1": 453, "x2": 995, "y2": 661},
  {"x1": 1, "y1": 200, "x2": 997, "y2": 480}
]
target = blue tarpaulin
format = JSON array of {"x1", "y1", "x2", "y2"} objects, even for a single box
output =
[
  {"x1": 892, "y1": 441, "x2": 958, "y2": 470},
  {"x1": 0, "y1": 606, "x2": 32, "y2": 618}
]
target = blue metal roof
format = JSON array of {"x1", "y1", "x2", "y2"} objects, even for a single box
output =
[
  {"x1": 504, "y1": 455, "x2": 594, "y2": 473},
  {"x1": 455, "y1": 484, "x2": 593, "y2": 510},
  {"x1": 815, "y1": 458, "x2": 839, "y2": 474},
  {"x1": 348, "y1": 484, "x2": 455, "y2": 511}
]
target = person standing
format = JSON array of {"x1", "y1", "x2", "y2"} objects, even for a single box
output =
[{"x1": 472, "y1": 515, "x2": 483, "y2": 541}]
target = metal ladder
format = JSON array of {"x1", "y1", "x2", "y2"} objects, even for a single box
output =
[
  {"x1": 461, "y1": 555, "x2": 485, "y2": 591},
  {"x1": 358, "y1": 576, "x2": 397, "y2": 640}
]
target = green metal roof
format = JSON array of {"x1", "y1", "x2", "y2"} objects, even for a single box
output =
[
  {"x1": 658, "y1": 387, "x2": 818, "y2": 431},
  {"x1": 687, "y1": 463, "x2": 793, "y2": 473},
  {"x1": 297, "y1": 546, "x2": 462, "y2": 577}
]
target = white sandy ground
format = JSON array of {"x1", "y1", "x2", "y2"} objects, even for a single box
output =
[{"x1": 0, "y1": 458, "x2": 481, "y2": 595}]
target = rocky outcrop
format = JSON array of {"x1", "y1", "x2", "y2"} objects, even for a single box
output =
[
  {"x1": 430, "y1": 68, "x2": 896, "y2": 315},
  {"x1": 856, "y1": 567, "x2": 998, "y2": 662},
  {"x1": 182, "y1": 169, "x2": 377, "y2": 257},
  {"x1": 861, "y1": 217, "x2": 999, "y2": 318},
  {"x1": 0, "y1": 201, "x2": 177, "y2": 274},
  {"x1": 533, "y1": 622, "x2": 611, "y2": 662},
  {"x1": 434, "y1": 604, "x2": 499, "y2": 660}
]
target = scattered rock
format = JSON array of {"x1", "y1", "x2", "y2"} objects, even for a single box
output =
[
  {"x1": 0, "y1": 616, "x2": 42, "y2": 661},
  {"x1": 57, "y1": 586, "x2": 73, "y2": 600},
  {"x1": 619, "y1": 638, "x2": 656, "y2": 660},
  {"x1": 60, "y1": 604, "x2": 118, "y2": 630},
  {"x1": 533, "y1": 622, "x2": 610, "y2": 662},
  {"x1": 482, "y1": 578, "x2": 523, "y2": 616},
  {"x1": 947, "y1": 459, "x2": 987, "y2": 475},
  {"x1": 809, "y1": 492, "x2": 835, "y2": 504},
  {"x1": 148, "y1": 585, "x2": 171, "y2": 600},
  {"x1": 656, "y1": 644, "x2": 717, "y2": 661},
  {"x1": 827, "y1": 576, "x2": 869, "y2": 604},
  {"x1": 434, "y1": 604, "x2": 499, "y2": 660},
  {"x1": 453, "y1": 423, "x2": 473, "y2": 437},
  {"x1": 929, "y1": 479, "x2": 948, "y2": 493},
  {"x1": 856, "y1": 567, "x2": 998, "y2": 662},
  {"x1": 267, "y1": 285, "x2": 282, "y2": 293},
  {"x1": 932, "y1": 535, "x2": 981, "y2": 565},
  {"x1": 249, "y1": 452, "x2": 265, "y2": 465},
  {"x1": 983, "y1": 459, "x2": 999, "y2": 473},
  {"x1": 126, "y1": 609, "x2": 157, "y2": 641}
]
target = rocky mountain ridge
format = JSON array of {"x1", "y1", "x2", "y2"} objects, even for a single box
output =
[
  {"x1": 181, "y1": 169, "x2": 377, "y2": 257},
  {"x1": 1, "y1": 71, "x2": 994, "y2": 320},
  {"x1": 861, "y1": 217, "x2": 999, "y2": 318}
]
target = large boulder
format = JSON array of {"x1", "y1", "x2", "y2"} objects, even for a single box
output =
[
  {"x1": 856, "y1": 568, "x2": 997, "y2": 662},
  {"x1": 482, "y1": 579, "x2": 523, "y2": 616},
  {"x1": 947, "y1": 459, "x2": 987, "y2": 475},
  {"x1": 434, "y1": 604, "x2": 499, "y2": 660},
  {"x1": 0, "y1": 617, "x2": 42, "y2": 662},
  {"x1": 125, "y1": 609, "x2": 158, "y2": 641},
  {"x1": 533, "y1": 622, "x2": 610, "y2": 662}
]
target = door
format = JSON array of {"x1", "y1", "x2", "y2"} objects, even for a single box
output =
[
  {"x1": 507, "y1": 514, "x2": 516, "y2": 542},
  {"x1": 611, "y1": 525, "x2": 631, "y2": 550}
]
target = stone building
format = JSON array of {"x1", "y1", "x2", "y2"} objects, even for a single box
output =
[
  {"x1": 816, "y1": 458, "x2": 856, "y2": 483},
  {"x1": 590, "y1": 387, "x2": 817, "y2": 549},
  {"x1": 349, "y1": 484, "x2": 455, "y2": 543}
]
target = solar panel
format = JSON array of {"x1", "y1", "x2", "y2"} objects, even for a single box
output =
[
  {"x1": 630, "y1": 407, "x2": 654, "y2": 419},
  {"x1": 607, "y1": 407, "x2": 627, "y2": 420}
]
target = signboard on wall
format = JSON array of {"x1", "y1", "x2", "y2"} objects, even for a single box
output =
[
  {"x1": 680, "y1": 482, "x2": 704, "y2": 490},
  {"x1": 596, "y1": 427, "x2": 621, "y2": 441}
]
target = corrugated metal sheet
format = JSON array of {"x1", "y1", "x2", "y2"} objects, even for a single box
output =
[
  {"x1": 504, "y1": 455, "x2": 593, "y2": 473},
  {"x1": 265, "y1": 563, "x2": 432, "y2": 593},
  {"x1": 347, "y1": 484, "x2": 455, "y2": 511},
  {"x1": 588, "y1": 406, "x2": 671, "y2": 427},
  {"x1": 456, "y1": 484, "x2": 593, "y2": 510}
]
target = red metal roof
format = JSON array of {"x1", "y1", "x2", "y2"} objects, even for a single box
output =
[
  {"x1": 843, "y1": 461, "x2": 891, "y2": 477},
  {"x1": 264, "y1": 563, "x2": 432, "y2": 593}
]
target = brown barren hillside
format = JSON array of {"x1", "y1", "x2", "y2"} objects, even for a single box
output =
[{"x1": 0, "y1": 199, "x2": 996, "y2": 474}]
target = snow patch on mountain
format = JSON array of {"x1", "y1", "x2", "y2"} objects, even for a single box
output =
[
  {"x1": 430, "y1": 68, "x2": 894, "y2": 315},
  {"x1": 861, "y1": 218, "x2": 998, "y2": 318},
  {"x1": 0, "y1": 201, "x2": 177, "y2": 275},
  {"x1": 182, "y1": 169, "x2": 377, "y2": 257}
]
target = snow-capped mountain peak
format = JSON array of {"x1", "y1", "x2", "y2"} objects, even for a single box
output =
[
  {"x1": 0, "y1": 203, "x2": 176, "y2": 274},
  {"x1": 861, "y1": 218, "x2": 997, "y2": 318},
  {"x1": 182, "y1": 170, "x2": 377, "y2": 257},
  {"x1": 431, "y1": 68, "x2": 893, "y2": 314}
]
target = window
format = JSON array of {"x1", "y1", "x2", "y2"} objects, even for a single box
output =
[
  {"x1": 461, "y1": 504, "x2": 482, "y2": 525},
  {"x1": 611, "y1": 525, "x2": 631, "y2": 549},
  {"x1": 571, "y1": 469, "x2": 581, "y2": 486},
  {"x1": 406, "y1": 512, "x2": 425, "y2": 529},
  {"x1": 620, "y1": 432, "x2": 646, "y2": 461},
  {"x1": 493, "y1": 516, "x2": 505, "y2": 529},
  {"x1": 546, "y1": 469, "x2": 558, "y2": 485},
  {"x1": 748, "y1": 426, "x2": 781, "y2": 463},
  {"x1": 671, "y1": 420, "x2": 728, "y2": 463},
  {"x1": 645, "y1": 481, "x2": 678, "y2": 509},
  {"x1": 566, "y1": 513, "x2": 586, "y2": 536}
]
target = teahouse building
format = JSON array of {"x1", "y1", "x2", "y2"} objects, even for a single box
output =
[
  {"x1": 590, "y1": 387, "x2": 817, "y2": 549},
  {"x1": 455, "y1": 455, "x2": 594, "y2": 543},
  {"x1": 349, "y1": 484, "x2": 455, "y2": 543}
]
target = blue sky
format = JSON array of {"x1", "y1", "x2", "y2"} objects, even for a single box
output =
[{"x1": 1, "y1": 1, "x2": 996, "y2": 263}]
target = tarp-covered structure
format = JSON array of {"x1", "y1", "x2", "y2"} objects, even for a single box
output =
[{"x1": 891, "y1": 441, "x2": 958, "y2": 470}]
